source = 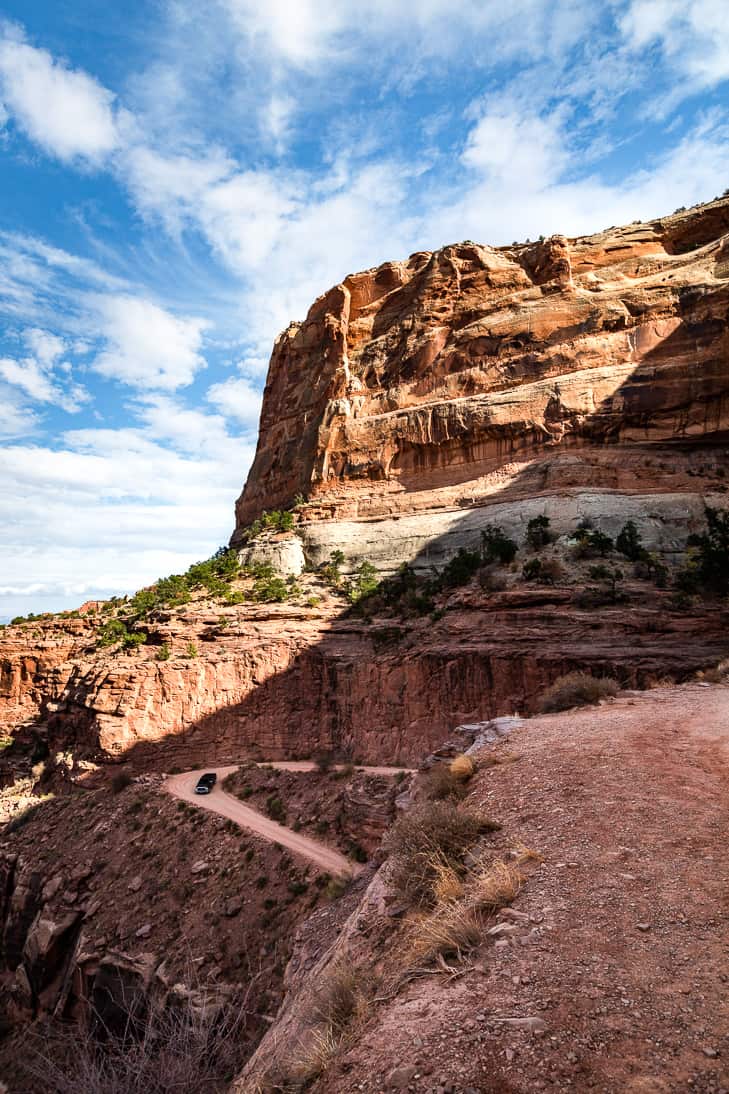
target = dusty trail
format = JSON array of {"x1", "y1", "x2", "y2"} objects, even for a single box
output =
[{"x1": 164, "y1": 761, "x2": 412, "y2": 876}]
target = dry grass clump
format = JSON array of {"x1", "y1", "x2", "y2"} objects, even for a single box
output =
[
  {"x1": 287, "y1": 961, "x2": 369, "y2": 1086},
  {"x1": 409, "y1": 902, "x2": 484, "y2": 963},
  {"x1": 22, "y1": 983, "x2": 247, "y2": 1094},
  {"x1": 471, "y1": 859, "x2": 523, "y2": 909},
  {"x1": 408, "y1": 858, "x2": 523, "y2": 967},
  {"x1": 700, "y1": 658, "x2": 729, "y2": 683},
  {"x1": 538, "y1": 671, "x2": 618, "y2": 713},
  {"x1": 429, "y1": 854, "x2": 465, "y2": 904},
  {"x1": 385, "y1": 800, "x2": 500, "y2": 905},
  {"x1": 449, "y1": 754, "x2": 476, "y2": 782}
]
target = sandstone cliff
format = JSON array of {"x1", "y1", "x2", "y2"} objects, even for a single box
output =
[{"x1": 233, "y1": 198, "x2": 729, "y2": 572}]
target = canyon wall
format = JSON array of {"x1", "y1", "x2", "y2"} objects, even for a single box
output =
[
  {"x1": 2, "y1": 200, "x2": 729, "y2": 767},
  {"x1": 232, "y1": 198, "x2": 729, "y2": 569}
]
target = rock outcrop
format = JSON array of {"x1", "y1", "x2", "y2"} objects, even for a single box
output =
[{"x1": 232, "y1": 199, "x2": 729, "y2": 571}]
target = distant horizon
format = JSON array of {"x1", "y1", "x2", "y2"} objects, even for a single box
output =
[{"x1": 2, "y1": 0, "x2": 729, "y2": 619}]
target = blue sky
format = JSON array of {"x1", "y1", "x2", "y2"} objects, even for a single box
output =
[{"x1": 1, "y1": 0, "x2": 728, "y2": 621}]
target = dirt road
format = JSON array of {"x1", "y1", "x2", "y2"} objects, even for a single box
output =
[{"x1": 164, "y1": 761, "x2": 412, "y2": 876}]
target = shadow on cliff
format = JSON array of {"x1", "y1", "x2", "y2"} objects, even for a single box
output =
[{"x1": 54, "y1": 308, "x2": 729, "y2": 771}]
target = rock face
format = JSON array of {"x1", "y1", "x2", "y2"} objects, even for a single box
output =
[
  {"x1": 232, "y1": 199, "x2": 729, "y2": 568},
  {"x1": 1, "y1": 200, "x2": 729, "y2": 768}
]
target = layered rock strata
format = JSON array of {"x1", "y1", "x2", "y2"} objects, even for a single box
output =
[{"x1": 232, "y1": 198, "x2": 729, "y2": 570}]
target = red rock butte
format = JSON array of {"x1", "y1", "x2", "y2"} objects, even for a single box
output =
[{"x1": 233, "y1": 198, "x2": 729, "y2": 571}]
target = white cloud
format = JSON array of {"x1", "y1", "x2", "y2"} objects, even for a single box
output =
[
  {"x1": 0, "y1": 327, "x2": 89, "y2": 413},
  {"x1": 24, "y1": 327, "x2": 65, "y2": 366},
  {"x1": 206, "y1": 375, "x2": 263, "y2": 427},
  {"x1": 90, "y1": 295, "x2": 210, "y2": 390},
  {"x1": 462, "y1": 102, "x2": 568, "y2": 187},
  {"x1": 0, "y1": 425, "x2": 256, "y2": 620},
  {"x1": 620, "y1": 0, "x2": 729, "y2": 92},
  {"x1": 0, "y1": 384, "x2": 37, "y2": 439},
  {"x1": 0, "y1": 29, "x2": 120, "y2": 163}
]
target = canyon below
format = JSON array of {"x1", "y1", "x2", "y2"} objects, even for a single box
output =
[{"x1": 1, "y1": 197, "x2": 729, "y2": 1093}]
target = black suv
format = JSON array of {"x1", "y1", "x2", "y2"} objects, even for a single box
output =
[{"x1": 194, "y1": 772, "x2": 217, "y2": 795}]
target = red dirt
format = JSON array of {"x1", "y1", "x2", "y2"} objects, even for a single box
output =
[{"x1": 314, "y1": 683, "x2": 729, "y2": 1093}]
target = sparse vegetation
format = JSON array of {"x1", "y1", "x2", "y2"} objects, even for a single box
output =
[
  {"x1": 22, "y1": 977, "x2": 248, "y2": 1094},
  {"x1": 385, "y1": 799, "x2": 499, "y2": 905},
  {"x1": 679, "y1": 506, "x2": 729, "y2": 596},
  {"x1": 572, "y1": 521, "x2": 614, "y2": 559},
  {"x1": 526, "y1": 514, "x2": 552, "y2": 550},
  {"x1": 156, "y1": 642, "x2": 171, "y2": 661},
  {"x1": 111, "y1": 771, "x2": 134, "y2": 794},
  {"x1": 185, "y1": 641, "x2": 198, "y2": 659},
  {"x1": 538, "y1": 671, "x2": 619, "y2": 713}
]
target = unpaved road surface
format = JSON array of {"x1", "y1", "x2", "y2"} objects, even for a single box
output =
[
  {"x1": 310, "y1": 683, "x2": 729, "y2": 1094},
  {"x1": 164, "y1": 762, "x2": 411, "y2": 876}
]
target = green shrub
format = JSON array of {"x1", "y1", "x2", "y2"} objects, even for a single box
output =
[
  {"x1": 346, "y1": 560, "x2": 380, "y2": 604},
  {"x1": 573, "y1": 523, "x2": 614, "y2": 558},
  {"x1": 684, "y1": 506, "x2": 729, "y2": 595},
  {"x1": 156, "y1": 642, "x2": 171, "y2": 661},
  {"x1": 616, "y1": 520, "x2": 644, "y2": 561},
  {"x1": 252, "y1": 576, "x2": 290, "y2": 602},
  {"x1": 320, "y1": 549, "x2": 345, "y2": 586},
  {"x1": 265, "y1": 795, "x2": 286, "y2": 822},
  {"x1": 440, "y1": 548, "x2": 482, "y2": 588},
  {"x1": 185, "y1": 641, "x2": 198, "y2": 659},
  {"x1": 481, "y1": 525, "x2": 518, "y2": 565},
  {"x1": 526, "y1": 515, "x2": 552, "y2": 550}
]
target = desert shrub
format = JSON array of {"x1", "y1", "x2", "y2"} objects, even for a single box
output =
[
  {"x1": 320, "y1": 549, "x2": 346, "y2": 586},
  {"x1": 449, "y1": 754, "x2": 476, "y2": 783},
  {"x1": 97, "y1": 619, "x2": 129, "y2": 648},
  {"x1": 538, "y1": 671, "x2": 619, "y2": 713},
  {"x1": 346, "y1": 560, "x2": 380, "y2": 605},
  {"x1": 588, "y1": 564, "x2": 623, "y2": 600},
  {"x1": 572, "y1": 523, "x2": 614, "y2": 558},
  {"x1": 684, "y1": 506, "x2": 729, "y2": 595},
  {"x1": 481, "y1": 525, "x2": 518, "y2": 564},
  {"x1": 422, "y1": 764, "x2": 467, "y2": 801},
  {"x1": 616, "y1": 520, "x2": 644, "y2": 561},
  {"x1": 111, "y1": 771, "x2": 133, "y2": 794},
  {"x1": 265, "y1": 795, "x2": 286, "y2": 823},
  {"x1": 323, "y1": 875, "x2": 348, "y2": 900},
  {"x1": 185, "y1": 642, "x2": 198, "y2": 659},
  {"x1": 385, "y1": 800, "x2": 499, "y2": 905},
  {"x1": 526, "y1": 515, "x2": 552, "y2": 550},
  {"x1": 21, "y1": 977, "x2": 247, "y2": 1094},
  {"x1": 252, "y1": 575, "x2": 290, "y2": 602},
  {"x1": 155, "y1": 642, "x2": 171, "y2": 661},
  {"x1": 439, "y1": 547, "x2": 482, "y2": 588}
]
